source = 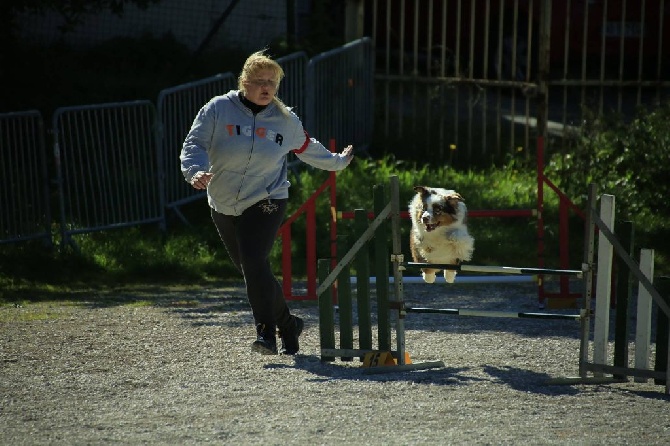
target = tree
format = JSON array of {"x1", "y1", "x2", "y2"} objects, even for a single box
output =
[
  {"x1": 0, "y1": 1, "x2": 163, "y2": 112},
  {"x1": 3, "y1": 1, "x2": 161, "y2": 43}
]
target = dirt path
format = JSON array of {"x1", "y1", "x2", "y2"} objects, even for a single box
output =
[{"x1": 1, "y1": 281, "x2": 668, "y2": 445}]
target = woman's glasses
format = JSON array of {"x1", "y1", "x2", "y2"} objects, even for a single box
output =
[{"x1": 248, "y1": 79, "x2": 278, "y2": 88}]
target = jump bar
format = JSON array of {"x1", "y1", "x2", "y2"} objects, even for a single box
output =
[
  {"x1": 404, "y1": 262, "x2": 583, "y2": 277},
  {"x1": 405, "y1": 307, "x2": 582, "y2": 320},
  {"x1": 338, "y1": 209, "x2": 535, "y2": 219}
]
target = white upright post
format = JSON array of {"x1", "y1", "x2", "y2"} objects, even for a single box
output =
[
  {"x1": 634, "y1": 249, "x2": 654, "y2": 382},
  {"x1": 593, "y1": 194, "x2": 615, "y2": 376}
]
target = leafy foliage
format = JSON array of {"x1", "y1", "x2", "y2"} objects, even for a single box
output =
[
  {"x1": 7, "y1": 0, "x2": 161, "y2": 33},
  {"x1": 545, "y1": 105, "x2": 670, "y2": 230}
]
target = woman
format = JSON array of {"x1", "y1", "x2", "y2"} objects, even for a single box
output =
[{"x1": 180, "y1": 50, "x2": 354, "y2": 355}]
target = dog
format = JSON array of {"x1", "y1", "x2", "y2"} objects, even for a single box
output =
[{"x1": 408, "y1": 186, "x2": 474, "y2": 283}]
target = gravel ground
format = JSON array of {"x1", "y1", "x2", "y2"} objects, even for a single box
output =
[{"x1": 1, "y1": 279, "x2": 669, "y2": 445}]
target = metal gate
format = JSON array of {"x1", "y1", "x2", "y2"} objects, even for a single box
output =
[
  {"x1": 53, "y1": 101, "x2": 163, "y2": 248},
  {"x1": 0, "y1": 111, "x2": 51, "y2": 246},
  {"x1": 365, "y1": 0, "x2": 669, "y2": 165}
]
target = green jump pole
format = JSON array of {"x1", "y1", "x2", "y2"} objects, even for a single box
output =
[
  {"x1": 318, "y1": 258, "x2": 335, "y2": 361},
  {"x1": 337, "y1": 235, "x2": 354, "y2": 361},
  {"x1": 374, "y1": 183, "x2": 391, "y2": 352},
  {"x1": 613, "y1": 221, "x2": 634, "y2": 379},
  {"x1": 355, "y1": 209, "x2": 372, "y2": 352}
]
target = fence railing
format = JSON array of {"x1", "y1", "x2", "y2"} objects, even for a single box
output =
[
  {"x1": 52, "y1": 101, "x2": 164, "y2": 249},
  {"x1": 0, "y1": 110, "x2": 51, "y2": 246},
  {"x1": 277, "y1": 51, "x2": 309, "y2": 117},
  {"x1": 306, "y1": 38, "x2": 375, "y2": 154},
  {"x1": 1, "y1": 40, "x2": 374, "y2": 247},
  {"x1": 367, "y1": 0, "x2": 670, "y2": 165}
]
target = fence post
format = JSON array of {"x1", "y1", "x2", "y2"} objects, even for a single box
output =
[
  {"x1": 579, "y1": 183, "x2": 597, "y2": 378},
  {"x1": 634, "y1": 249, "x2": 655, "y2": 382},
  {"x1": 337, "y1": 235, "x2": 354, "y2": 361},
  {"x1": 613, "y1": 221, "x2": 634, "y2": 379},
  {"x1": 355, "y1": 209, "x2": 372, "y2": 351},
  {"x1": 374, "y1": 183, "x2": 391, "y2": 352},
  {"x1": 389, "y1": 175, "x2": 407, "y2": 365},
  {"x1": 593, "y1": 194, "x2": 615, "y2": 375},
  {"x1": 318, "y1": 259, "x2": 335, "y2": 361}
]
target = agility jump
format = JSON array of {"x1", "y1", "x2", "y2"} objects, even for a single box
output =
[
  {"x1": 317, "y1": 176, "x2": 670, "y2": 393},
  {"x1": 403, "y1": 262, "x2": 583, "y2": 277}
]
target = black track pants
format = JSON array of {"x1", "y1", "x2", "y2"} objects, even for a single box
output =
[{"x1": 211, "y1": 199, "x2": 291, "y2": 331}]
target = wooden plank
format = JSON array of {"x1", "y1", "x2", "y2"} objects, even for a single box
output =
[
  {"x1": 582, "y1": 362, "x2": 667, "y2": 381},
  {"x1": 373, "y1": 184, "x2": 391, "y2": 352},
  {"x1": 634, "y1": 249, "x2": 654, "y2": 382},
  {"x1": 318, "y1": 259, "x2": 336, "y2": 362},
  {"x1": 355, "y1": 210, "x2": 372, "y2": 350},
  {"x1": 593, "y1": 194, "x2": 615, "y2": 376},
  {"x1": 337, "y1": 236, "x2": 354, "y2": 361},
  {"x1": 613, "y1": 221, "x2": 634, "y2": 379}
]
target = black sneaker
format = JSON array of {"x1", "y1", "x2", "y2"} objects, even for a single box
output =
[
  {"x1": 252, "y1": 324, "x2": 277, "y2": 355},
  {"x1": 278, "y1": 316, "x2": 304, "y2": 355}
]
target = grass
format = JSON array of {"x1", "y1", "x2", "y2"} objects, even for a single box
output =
[{"x1": 1, "y1": 157, "x2": 667, "y2": 306}]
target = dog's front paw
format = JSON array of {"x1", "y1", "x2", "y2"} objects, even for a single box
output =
[
  {"x1": 422, "y1": 272, "x2": 436, "y2": 283},
  {"x1": 444, "y1": 270, "x2": 457, "y2": 284}
]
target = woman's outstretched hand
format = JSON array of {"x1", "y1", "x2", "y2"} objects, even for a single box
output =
[{"x1": 340, "y1": 145, "x2": 354, "y2": 165}]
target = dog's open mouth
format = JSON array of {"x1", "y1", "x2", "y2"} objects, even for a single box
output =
[{"x1": 425, "y1": 223, "x2": 439, "y2": 232}]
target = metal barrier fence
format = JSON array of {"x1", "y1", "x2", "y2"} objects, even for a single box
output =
[
  {"x1": 0, "y1": 110, "x2": 52, "y2": 246},
  {"x1": 53, "y1": 101, "x2": 163, "y2": 248},
  {"x1": 366, "y1": 0, "x2": 670, "y2": 165},
  {"x1": 157, "y1": 73, "x2": 237, "y2": 223},
  {"x1": 277, "y1": 51, "x2": 309, "y2": 117},
  {"x1": 277, "y1": 52, "x2": 310, "y2": 177},
  {"x1": 306, "y1": 37, "x2": 375, "y2": 153},
  {"x1": 5, "y1": 42, "x2": 373, "y2": 247},
  {"x1": 368, "y1": 0, "x2": 542, "y2": 164}
]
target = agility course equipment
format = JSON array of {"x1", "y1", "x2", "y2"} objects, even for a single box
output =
[
  {"x1": 404, "y1": 262, "x2": 583, "y2": 277},
  {"x1": 558, "y1": 184, "x2": 670, "y2": 389},
  {"x1": 280, "y1": 136, "x2": 588, "y2": 307},
  {"x1": 317, "y1": 176, "x2": 670, "y2": 393}
]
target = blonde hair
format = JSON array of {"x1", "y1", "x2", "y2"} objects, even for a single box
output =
[{"x1": 238, "y1": 50, "x2": 289, "y2": 115}]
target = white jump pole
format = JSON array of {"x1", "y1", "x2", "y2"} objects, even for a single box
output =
[
  {"x1": 593, "y1": 194, "x2": 616, "y2": 376},
  {"x1": 634, "y1": 249, "x2": 655, "y2": 382},
  {"x1": 350, "y1": 275, "x2": 537, "y2": 284},
  {"x1": 403, "y1": 262, "x2": 583, "y2": 277}
]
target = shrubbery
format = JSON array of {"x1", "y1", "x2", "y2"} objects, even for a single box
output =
[{"x1": 545, "y1": 105, "x2": 670, "y2": 230}]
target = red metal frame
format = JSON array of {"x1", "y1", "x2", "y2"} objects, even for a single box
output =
[
  {"x1": 536, "y1": 136, "x2": 586, "y2": 306},
  {"x1": 278, "y1": 140, "x2": 338, "y2": 301}
]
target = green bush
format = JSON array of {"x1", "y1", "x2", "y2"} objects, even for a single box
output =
[{"x1": 545, "y1": 105, "x2": 670, "y2": 230}]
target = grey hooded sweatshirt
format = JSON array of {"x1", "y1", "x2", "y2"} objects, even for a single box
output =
[{"x1": 180, "y1": 90, "x2": 350, "y2": 216}]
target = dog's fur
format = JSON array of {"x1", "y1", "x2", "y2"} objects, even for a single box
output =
[{"x1": 408, "y1": 186, "x2": 474, "y2": 283}]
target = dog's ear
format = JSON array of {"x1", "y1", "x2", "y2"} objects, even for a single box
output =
[
  {"x1": 413, "y1": 186, "x2": 429, "y2": 195},
  {"x1": 451, "y1": 192, "x2": 465, "y2": 202}
]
